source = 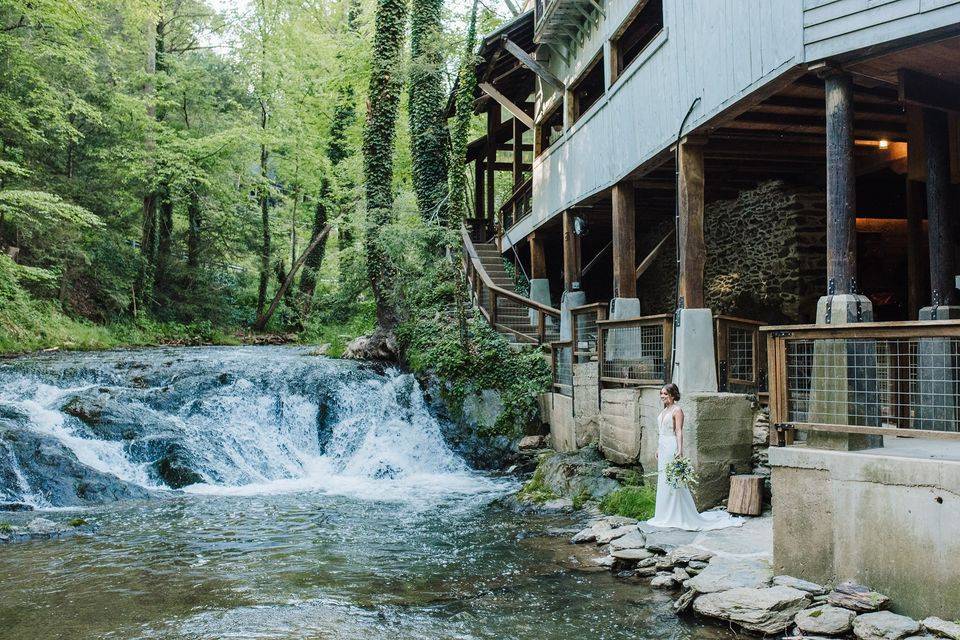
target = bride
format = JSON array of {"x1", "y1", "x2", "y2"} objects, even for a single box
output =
[{"x1": 647, "y1": 383, "x2": 743, "y2": 531}]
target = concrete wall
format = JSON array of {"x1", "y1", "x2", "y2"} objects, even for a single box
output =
[
  {"x1": 572, "y1": 362, "x2": 600, "y2": 446},
  {"x1": 549, "y1": 393, "x2": 576, "y2": 452},
  {"x1": 597, "y1": 388, "x2": 752, "y2": 509},
  {"x1": 770, "y1": 442, "x2": 960, "y2": 619},
  {"x1": 682, "y1": 393, "x2": 755, "y2": 509}
]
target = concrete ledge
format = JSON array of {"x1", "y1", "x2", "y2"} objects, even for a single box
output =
[{"x1": 770, "y1": 439, "x2": 960, "y2": 619}]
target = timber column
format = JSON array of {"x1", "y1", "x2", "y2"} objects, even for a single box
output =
[
  {"x1": 671, "y1": 138, "x2": 718, "y2": 394},
  {"x1": 527, "y1": 232, "x2": 552, "y2": 326},
  {"x1": 809, "y1": 69, "x2": 878, "y2": 451},
  {"x1": 560, "y1": 210, "x2": 585, "y2": 340},
  {"x1": 916, "y1": 107, "x2": 960, "y2": 430},
  {"x1": 606, "y1": 181, "x2": 643, "y2": 359}
]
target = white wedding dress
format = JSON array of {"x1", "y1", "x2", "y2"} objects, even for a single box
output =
[{"x1": 647, "y1": 407, "x2": 744, "y2": 531}]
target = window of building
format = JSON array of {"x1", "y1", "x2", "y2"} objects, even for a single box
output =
[
  {"x1": 611, "y1": 0, "x2": 663, "y2": 83},
  {"x1": 536, "y1": 101, "x2": 564, "y2": 156},
  {"x1": 570, "y1": 52, "x2": 605, "y2": 124}
]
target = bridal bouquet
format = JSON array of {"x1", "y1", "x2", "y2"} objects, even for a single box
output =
[{"x1": 665, "y1": 457, "x2": 699, "y2": 489}]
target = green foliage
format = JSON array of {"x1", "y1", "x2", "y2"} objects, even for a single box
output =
[
  {"x1": 516, "y1": 454, "x2": 559, "y2": 503},
  {"x1": 0, "y1": 523, "x2": 11, "y2": 535},
  {"x1": 408, "y1": 0, "x2": 449, "y2": 224},
  {"x1": 390, "y1": 231, "x2": 551, "y2": 437},
  {"x1": 67, "y1": 518, "x2": 88, "y2": 528},
  {"x1": 446, "y1": 0, "x2": 479, "y2": 228},
  {"x1": 599, "y1": 484, "x2": 657, "y2": 521},
  {"x1": 299, "y1": 299, "x2": 376, "y2": 357}
]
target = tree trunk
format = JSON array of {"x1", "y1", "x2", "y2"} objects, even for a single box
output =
[
  {"x1": 155, "y1": 189, "x2": 173, "y2": 296},
  {"x1": 256, "y1": 114, "x2": 271, "y2": 318},
  {"x1": 187, "y1": 188, "x2": 201, "y2": 269},
  {"x1": 447, "y1": 0, "x2": 479, "y2": 230},
  {"x1": 362, "y1": 0, "x2": 409, "y2": 329},
  {"x1": 254, "y1": 225, "x2": 331, "y2": 331},
  {"x1": 298, "y1": 181, "x2": 331, "y2": 303}
]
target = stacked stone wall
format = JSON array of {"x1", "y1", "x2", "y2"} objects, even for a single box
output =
[{"x1": 638, "y1": 181, "x2": 826, "y2": 323}]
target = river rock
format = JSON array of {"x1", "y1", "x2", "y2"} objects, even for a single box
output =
[
  {"x1": 687, "y1": 555, "x2": 773, "y2": 594},
  {"x1": 673, "y1": 589, "x2": 696, "y2": 614},
  {"x1": 673, "y1": 567, "x2": 691, "y2": 582},
  {"x1": 571, "y1": 520, "x2": 609, "y2": 544},
  {"x1": 517, "y1": 435, "x2": 545, "y2": 451},
  {"x1": 0, "y1": 425, "x2": 152, "y2": 506},
  {"x1": 687, "y1": 560, "x2": 708, "y2": 570},
  {"x1": 610, "y1": 547, "x2": 654, "y2": 562},
  {"x1": 342, "y1": 329, "x2": 398, "y2": 361},
  {"x1": 609, "y1": 529, "x2": 646, "y2": 551},
  {"x1": 854, "y1": 612, "x2": 921, "y2": 640},
  {"x1": 593, "y1": 555, "x2": 616, "y2": 568},
  {"x1": 773, "y1": 574, "x2": 827, "y2": 595},
  {"x1": 641, "y1": 527, "x2": 698, "y2": 553},
  {"x1": 923, "y1": 618, "x2": 960, "y2": 640},
  {"x1": 650, "y1": 572, "x2": 678, "y2": 589},
  {"x1": 669, "y1": 545, "x2": 714, "y2": 565},
  {"x1": 795, "y1": 605, "x2": 857, "y2": 635},
  {"x1": 828, "y1": 582, "x2": 890, "y2": 612},
  {"x1": 693, "y1": 586, "x2": 811, "y2": 634},
  {"x1": 596, "y1": 524, "x2": 636, "y2": 545}
]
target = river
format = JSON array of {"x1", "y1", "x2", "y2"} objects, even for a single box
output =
[{"x1": 0, "y1": 347, "x2": 732, "y2": 639}]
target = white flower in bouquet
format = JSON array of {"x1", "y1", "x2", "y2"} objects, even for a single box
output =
[{"x1": 665, "y1": 456, "x2": 698, "y2": 489}]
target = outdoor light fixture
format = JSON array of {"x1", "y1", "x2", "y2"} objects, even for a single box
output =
[
  {"x1": 878, "y1": 139, "x2": 890, "y2": 150},
  {"x1": 573, "y1": 215, "x2": 587, "y2": 236}
]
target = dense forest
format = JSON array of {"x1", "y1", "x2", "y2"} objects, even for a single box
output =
[{"x1": 0, "y1": 0, "x2": 508, "y2": 355}]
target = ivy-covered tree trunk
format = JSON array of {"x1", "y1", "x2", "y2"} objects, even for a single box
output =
[
  {"x1": 447, "y1": 0, "x2": 479, "y2": 230},
  {"x1": 187, "y1": 187, "x2": 201, "y2": 269},
  {"x1": 256, "y1": 122, "x2": 271, "y2": 319},
  {"x1": 137, "y1": 17, "x2": 159, "y2": 306},
  {"x1": 363, "y1": 0, "x2": 408, "y2": 329},
  {"x1": 154, "y1": 189, "x2": 173, "y2": 300},
  {"x1": 408, "y1": 0, "x2": 448, "y2": 224}
]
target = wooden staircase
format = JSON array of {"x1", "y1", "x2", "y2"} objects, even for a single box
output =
[{"x1": 461, "y1": 228, "x2": 561, "y2": 346}]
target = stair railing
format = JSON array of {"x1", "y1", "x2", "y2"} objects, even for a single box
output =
[{"x1": 461, "y1": 226, "x2": 560, "y2": 345}]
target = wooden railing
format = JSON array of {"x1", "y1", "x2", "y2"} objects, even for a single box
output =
[
  {"x1": 571, "y1": 303, "x2": 607, "y2": 362},
  {"x1": 763, "y1": 320, "x2": 960, "y2": 445},
  {"x1": 461, "y1": 226, "x2": 561, "y2": 346},
  {"x1": 498, "y1": 177, "x2": 532, "y2": 232},
  {"x1": 597, "y1": 314, "x2": 673, "y2": 387},
  {"x1": 714, "y1": 315, "x2": 766, "y2": 394}
]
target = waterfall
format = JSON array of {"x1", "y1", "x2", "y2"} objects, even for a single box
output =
[{"x1": 0, "y1": 347, "x2": 503, "y2": 508}]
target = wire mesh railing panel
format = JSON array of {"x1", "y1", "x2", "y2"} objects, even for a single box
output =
[
  {"x1": 572, "y1": 309, "x2": 600, "y2": 362},
  {"x1": 600, "y1": 321, "x2": 668, "y2": 385},
  {"x1": 553, "y1": 343, "x2": 573, "y2": 395},
  {"x1": 728, "y1": 325, "x2": 755, "y2": 383},
  {"x1": 784, "y1": 336, "x2": 960, "y2": 432}
]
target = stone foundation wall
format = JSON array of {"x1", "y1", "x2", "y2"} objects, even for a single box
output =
[
  {"x1": 682, "y1": 393, "x2": 754, "y2": 509},
  {"x1": 769, "y1": 444, "x2": 960, "y2": 619},
  {"x1": 639, "y1": 181, "x2": 826, "y2": 323}
]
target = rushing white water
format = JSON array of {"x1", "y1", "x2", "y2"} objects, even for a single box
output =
[{"x1": 0, "y1": 347, "x2": 507, "y2": 508}]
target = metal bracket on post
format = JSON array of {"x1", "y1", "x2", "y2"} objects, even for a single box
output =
[
  {"x1": 718, "y1": 359, "x2": 728, "y2": 392},
  {"x1": 825, "y1": 278, "x2": 835, "y2": 324},
  {"x1": 772, "y1": 423, "x2": 794, "y2": 447},
  {"x1": 851, "y1": 277, "x2": 862, "y2": 322},
  {"x1": 932, "y1": 289, "x2": 941, "y2": 320},
  {"x1": 675, "y1": 296, "x2": 684, "y2": 328}
]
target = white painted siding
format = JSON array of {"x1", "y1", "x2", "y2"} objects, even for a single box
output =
[
  {"x1": 522, "y1": 0, "x2": 804, "y2": 244},
  {"x1": 803, "y1": 0, "x2": 960, "y2": 61}
]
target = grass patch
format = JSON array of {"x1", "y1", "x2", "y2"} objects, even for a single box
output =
[
  {"x1": 599, "y1": 484, "x2": 657, "y2": 521},
  {"x1": 0, "y1": 523, "x2": 12, "y2": 534},
  {"x1": 298, "y1": 300, "x2": 376, "y2": 358},
  {"x1": 516, "y1": 454, "x2": 559, "y2": 504},
  {"x1": 67, "y1": 518, "x2": 88, "y2": 528}
]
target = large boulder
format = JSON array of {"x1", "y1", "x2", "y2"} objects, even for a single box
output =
[
  {"x1": 773, "y1": 574, "x2": 827, "y2": 595},
  {"x1": 854, "y1": 612, "x2": 921, "y2": 640},
  {"x1": 795, "y1": 605, "x2": 857, "y2": 636},
  {"x1": 0, "y1": 426, "x2": 152, "y2": 506},
  {"x1": 693, "y1": 586, "x2": 811, "y2": 634},
  {"x1": 687, "y1": 555, "x2": 773, "y2": 594}
]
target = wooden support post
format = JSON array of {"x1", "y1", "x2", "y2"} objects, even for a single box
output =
[
  {"x1": 486, "y1": 103, "x2": 500, "y2": 225},
  {"x1": 562, "y1": 210, "x2": 581, "y2": 291},
  {"x1": 906, "y1": 105, "x2": 926, "y2": 319},
  {"x1": 824, "y1": 70, "x2": 857, "y2": 294},
  {"x1": 529, "y1": 232, "x2": 546, "y2": 279},
  {"x1": 924, "y1": 107, "x2": 956, "y2": 306},
  {"x1": 474, "y1": 160, "x2": 485, "y2": 221},
  {"x1": 611, "y1": 182, "x2": 637, "y2": 299},
  {"x1": 512, "y1": 117, "x2": 524, "y2": 189},
  {"x1": 678, "y1": 140, "x2": 705, "y2": 308}
]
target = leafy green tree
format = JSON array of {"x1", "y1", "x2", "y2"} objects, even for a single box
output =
[{"x1": 447, "y1": 0, "x2": 479, "y2": 229}]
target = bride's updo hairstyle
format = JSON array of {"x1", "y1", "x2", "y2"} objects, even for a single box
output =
[{"x1": 663, "y1": 383, "x2": 681, "y2": 402}]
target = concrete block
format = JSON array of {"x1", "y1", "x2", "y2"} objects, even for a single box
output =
[
  {"x1": 770, "y1": 443, "x2": 960, "y2": 619},
  {"x1": 599, "y1": 388, "x2": 642, "y2": 464},
  {"x1": 549, "y1": 393, "x2": 576, "y2": 452},
  {"x1": 682, "y1": 392, "x2": 754, "y2": 509},
  {"x1": 528, "y1": 278, "x2": 553, "y2": 326},
  {"x1": 559, "y1": 290, "x2": 586, "y2": 340},
  {"x1": 672, "y1": 309, "x2": 718, "y2": 394}
]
